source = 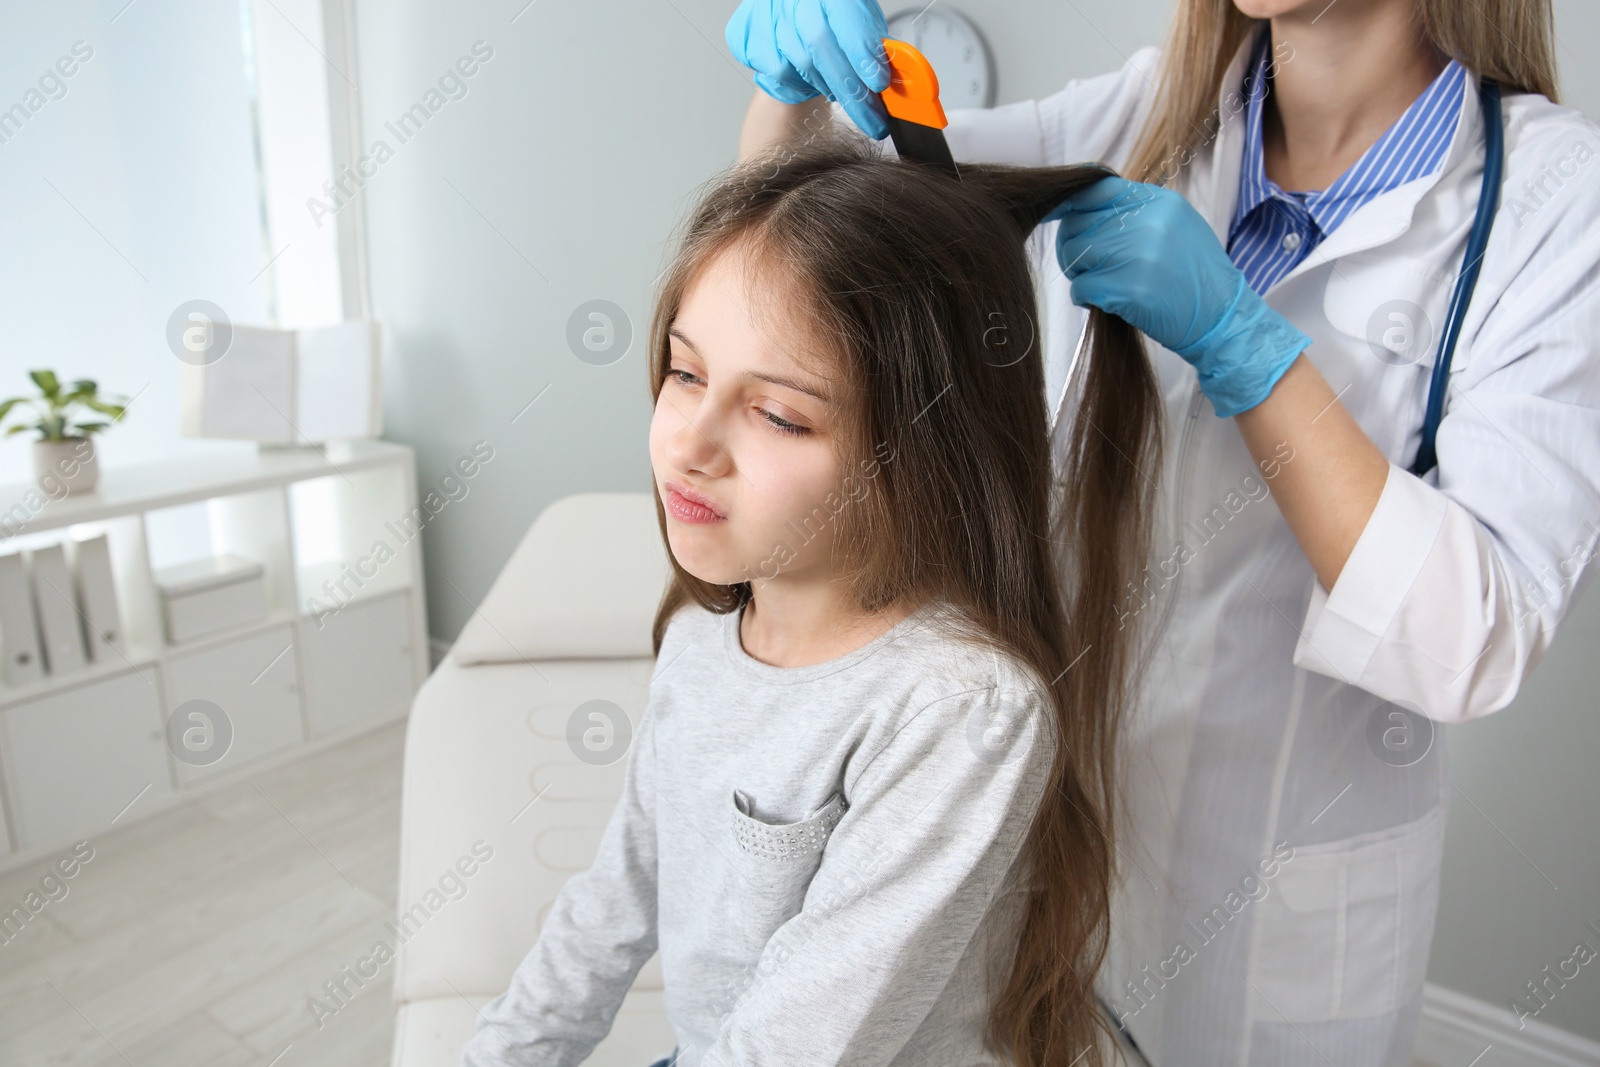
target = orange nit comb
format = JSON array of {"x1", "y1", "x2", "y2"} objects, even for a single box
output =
[{"x1": 881, "y1": 38, "x2": 948, "y2": 129}]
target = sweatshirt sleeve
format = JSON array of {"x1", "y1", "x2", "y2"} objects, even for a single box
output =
[
  {"x1": 695, "y1": 682, "x2": 1055, "y2": 1067},
  {"x1": 460, "y1": 699, "x2": 661, "y2": 1067}
]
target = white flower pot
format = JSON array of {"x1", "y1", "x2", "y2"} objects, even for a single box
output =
[{"x1": 33, "y1": 436, "x2": 99, "y2": 494}]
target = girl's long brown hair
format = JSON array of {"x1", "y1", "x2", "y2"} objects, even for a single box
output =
[{"x1": 646, "y1": 130, "x2": 1161, "y2": 1066}]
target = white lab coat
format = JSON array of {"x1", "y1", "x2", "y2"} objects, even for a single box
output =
[{"x1": 930, "y1": 30, "x2": 1600, "y2": 1067}]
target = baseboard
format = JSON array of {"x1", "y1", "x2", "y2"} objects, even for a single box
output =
[{"x1": 1417, "y1": 982, "x2": 1600, "y2": 1067}]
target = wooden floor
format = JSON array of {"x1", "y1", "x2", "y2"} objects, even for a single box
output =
[{"x1": 0, "y1": 720, "x2": 406, "y2": 1067}]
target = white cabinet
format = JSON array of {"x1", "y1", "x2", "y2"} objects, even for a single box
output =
[
  {"x1": 0, "y1": 440, "x2": 429, "y2": 871},
  {"x1": 0, "y1": 671, "x2": 173, "y2": 849},
  {"x1": 163, "y1": 624, "x2": 305, "y2": 783},
  {"x1": 299, "y1": 590, "x2": 414, "y2": 736}
]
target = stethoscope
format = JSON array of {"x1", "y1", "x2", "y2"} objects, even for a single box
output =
[
  {"x1": 1409, "y1": 74, "x2": 1504, "y2": 476},
  {"x1": 1092, "y1": 75, "x2": 1505, "y2": 1067}
]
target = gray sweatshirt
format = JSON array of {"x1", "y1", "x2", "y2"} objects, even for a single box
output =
[{"x1": 461, "y1": 597, "x2": 1056, "y2": 1067}]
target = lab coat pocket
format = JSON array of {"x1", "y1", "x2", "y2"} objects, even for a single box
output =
[
  {"x1": 1247, "y1": 804, "x2": 1447, "y2": 1024},
  {"x1": 1322, "y1": 250, "x2": 1458, "y2": 374}
]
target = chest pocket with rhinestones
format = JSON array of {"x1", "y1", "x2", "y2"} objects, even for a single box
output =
[{"x1": 731, "y1": 789, "x2": 845, "y2": 862}]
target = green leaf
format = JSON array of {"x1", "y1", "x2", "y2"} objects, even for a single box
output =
[
  {"x1": 0, "y1": 397, "x2": 20, "y2": 423},
  {"x1": 74, "y1": 422, "x2": 110, "y2": 433},
  {"x1": 82, "y1": 398, "x2": 127, "y2": 420},
  {"x1": 5, "y1": 423, "x2": 35, "y2": 436},
  {"x1": 70, "y1": 378, "x2": 97, "y2": 395},
  {"x1": 29, "y1": 369, "x2": 61, "y2": 399}
]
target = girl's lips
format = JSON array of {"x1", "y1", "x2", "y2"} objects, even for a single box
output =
[{"x1": 664, "y1": 482, "x2": 726, "y2": 524}]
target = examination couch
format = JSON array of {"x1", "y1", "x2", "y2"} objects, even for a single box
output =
[{"x1": 390, "y1": 492, "x2": 678, "y2": 1066}]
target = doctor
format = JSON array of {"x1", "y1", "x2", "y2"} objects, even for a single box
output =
[{"x1": 728, "y1": 0, "x2": 1600, "y2": 1064}]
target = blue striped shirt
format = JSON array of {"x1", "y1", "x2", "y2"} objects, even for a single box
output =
[{"x1": 1227, "y1": 28, "x2": 1468, "y2": 294}]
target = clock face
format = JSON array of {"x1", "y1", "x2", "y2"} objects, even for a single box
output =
[{"x1": 884, "y1": 7, "x2": 994, "y2": 109}]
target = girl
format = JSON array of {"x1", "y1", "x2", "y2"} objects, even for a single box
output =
[{"x1": 461, "y1": 129, "x2": 1162, "y2": 1067}]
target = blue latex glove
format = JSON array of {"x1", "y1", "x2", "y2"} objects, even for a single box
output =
[
  {"x1": 1046, "y1": 176, "x2": 1312, "y2": 418},
  {"x1": 725, "y1": 0, "x2": 892, "y2": 140}
]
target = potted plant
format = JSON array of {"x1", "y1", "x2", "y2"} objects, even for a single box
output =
[{"x1": 0, "y1": 370, "x2": 129, "y2": 494}]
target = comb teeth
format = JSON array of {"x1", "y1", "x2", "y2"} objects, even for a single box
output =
[{"x1": 886, "y1": 114, "x2": 960, "y2": 180}]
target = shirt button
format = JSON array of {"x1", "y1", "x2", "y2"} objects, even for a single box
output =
[{"x1": 1282, "y1": 231, "x2": 1303, "y2": 252}]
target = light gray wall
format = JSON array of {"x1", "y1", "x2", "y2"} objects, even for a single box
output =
[
  {"x1": 352, "y1": 0, "x2": 748, "y2": 648},
  {"x1": 354, "y1": 0, "x2": 1600, "y2": 1044},
  {"x1": 1436, "y1": 581, "x2": 1600, "y2": 1039}
]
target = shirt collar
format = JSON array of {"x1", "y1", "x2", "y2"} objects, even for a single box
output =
[{"x1": 1230, "y1": 25, "x2": 1468, "y2": 240}]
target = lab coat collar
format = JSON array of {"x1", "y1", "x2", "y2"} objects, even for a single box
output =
[
  {"x1": 1193, "y1": 24, "x2": 1485, "y2": 287},
  {"x1": 1228, "y1": 26, "x2": 1278, "y2": 237},
  {"x1": 1188, "y1": 26, "x2": 1259, "y2": 243}
]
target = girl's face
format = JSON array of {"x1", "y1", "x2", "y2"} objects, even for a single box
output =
[{"x1": 650, "y1": 240, "x2": 850, "y2": 590}]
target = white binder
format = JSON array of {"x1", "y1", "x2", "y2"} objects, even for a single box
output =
[
  {"x1": 29, "y1": 543, "x2": 86, "y2": 675},
  {"x1": 68, "y1": 533, "x2": 123, "y2": 663},
  {"x1": 0, "y1": 550, "x2": 44, "y2": 686}
]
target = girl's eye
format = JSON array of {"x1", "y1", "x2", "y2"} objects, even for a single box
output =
[
  {"x1": 665, "y1": 368, "x2": 809, "y2": 436},
  {"x1": 760, "y1": 409, "x2": 809, "y2": 437}
]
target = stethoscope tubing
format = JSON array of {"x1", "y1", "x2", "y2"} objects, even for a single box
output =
[{"x1": 1409, "y1": 75, "x2": 1504, "y2": 477}]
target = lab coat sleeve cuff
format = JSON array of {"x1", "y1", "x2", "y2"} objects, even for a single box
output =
[{"x1": 1293, "y1": 462, "x2": 1448, "y2": 686}]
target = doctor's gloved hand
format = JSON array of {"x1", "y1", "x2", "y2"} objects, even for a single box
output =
[
  {"x1": 1046, "y1": 176, "x2": 1313, "y2": 418},
  {"x1": 725, "y1": 0, "x2": 892, "y2": 140}
]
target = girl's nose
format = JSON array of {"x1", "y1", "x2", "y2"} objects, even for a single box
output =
[{"x1": 662, "y1": 396, "x2": 733, "y2": 480}]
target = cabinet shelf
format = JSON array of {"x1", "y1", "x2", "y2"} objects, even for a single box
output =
[{"x1": 0, "y1": 439, "x2": 413, "y2": 536}]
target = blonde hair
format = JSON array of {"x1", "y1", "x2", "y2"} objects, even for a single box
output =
[{"x1": 1122, "y1": 0, "x2": 1560, "y2": 186}]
